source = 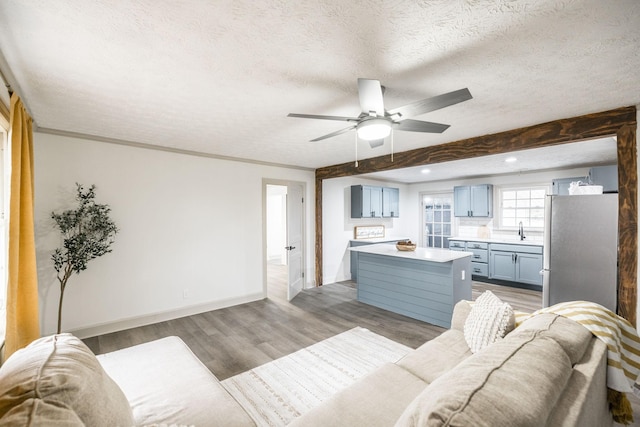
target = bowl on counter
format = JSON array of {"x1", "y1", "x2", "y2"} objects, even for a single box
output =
[{"x1": 396, "y1": 240, "x2": 417, "y2": 251}]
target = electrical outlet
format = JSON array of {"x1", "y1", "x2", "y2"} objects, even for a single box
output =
[{"x1": 183, "y1": 289, "x2": 189, "y2": 299}]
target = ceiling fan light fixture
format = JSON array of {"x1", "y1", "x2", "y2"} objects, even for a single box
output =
[{"x1": 357, "y1": 118, "x2": 391, "y2": 141}]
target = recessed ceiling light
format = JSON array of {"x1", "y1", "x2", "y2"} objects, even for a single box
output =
[
  {"x1": 505, "y1": 157, "x2": 518, "y2": 163},
  {"x1": 421, "y1": 168, "x2": 431, "y2": 174}
]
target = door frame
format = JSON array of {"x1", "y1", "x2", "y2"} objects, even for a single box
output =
[
  {"x1": 419, "y1": 190, "x2": 455, "y2": 249},
  {"x1": 262, "y1": 178, "x2": 307, "y2": 299}
]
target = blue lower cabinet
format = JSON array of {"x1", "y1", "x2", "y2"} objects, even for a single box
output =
[
  {"x1": 489, "y1": 244, "x2": 543, "y2": 286},
  {"x1": 448, "y1": 240, "x2": 488, "y2": 277}
]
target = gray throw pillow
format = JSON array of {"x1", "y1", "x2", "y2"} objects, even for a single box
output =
[{"x1": 0, "y1": 333, "x2": 134, "y2": 426}]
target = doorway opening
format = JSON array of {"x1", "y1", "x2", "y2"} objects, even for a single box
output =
[
  {"x1": 263, "y1": 180, "x2": 305, "y2": 302},
  {"x1": 266, "y1": 184, "x2": 288, "y2": 302}
]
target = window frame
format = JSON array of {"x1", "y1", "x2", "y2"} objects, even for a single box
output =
[{"x1": 496, "y1": 184, "x2": 549, "y2": 231}]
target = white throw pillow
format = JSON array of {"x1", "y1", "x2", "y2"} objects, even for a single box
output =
[{"x1": 464, "y1": 291, "x2": 515, "y2": 353}]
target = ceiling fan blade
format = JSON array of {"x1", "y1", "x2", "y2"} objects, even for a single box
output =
[
  {"x1": 394, "y1": 119, "x2": 450, "y2": 133},
  {"x1": 368, "y1": 139, "x2": 385, "y2": 148},
  {"x1": 288, "y1": 113, "x2": 359, "y2": 122},
  {"x1": 357, "y1": 78, "x2": 385, "y2": 116},
  {"x1": 310, "y1": 125, "x2": 357, "y2": 142},
  {"x1": 387, "y1": 88, "x2": 472, "y2": 119}
]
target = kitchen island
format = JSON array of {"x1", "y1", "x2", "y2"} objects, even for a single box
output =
[
  {"x1": 349, "y1": 243, "x2": 472, "y2": 328},
  {"x1": 349, "y1": 237, "x2": 409, "y2": 281}
]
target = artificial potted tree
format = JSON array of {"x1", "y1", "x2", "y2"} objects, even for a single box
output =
[{"x1": 51, "y1": 183, "x2": 118, "y2": 334}]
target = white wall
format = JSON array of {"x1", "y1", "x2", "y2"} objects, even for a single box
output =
[
  {"x1": 322, "y1": 177, "x2": 409, "y2": 284},
  {"x1": 34, "y1": 132, "x2": 315, "y2": 337}
]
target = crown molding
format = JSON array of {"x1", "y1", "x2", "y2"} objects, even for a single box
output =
[{"x1": 36, "y1": 127, "x2": 314, "y2": 172}]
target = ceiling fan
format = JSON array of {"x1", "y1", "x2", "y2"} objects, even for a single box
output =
[{"x1": 288, "y1": 78, "x2": 472, "y2": 148}]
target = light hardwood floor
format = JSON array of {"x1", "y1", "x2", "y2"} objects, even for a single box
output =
[
  {"x1": 84, "y1": 265, "x2": 542, "y2": 381},
  {"x1": 84, "y1": 265, "x2": 640, "y2": 424}
]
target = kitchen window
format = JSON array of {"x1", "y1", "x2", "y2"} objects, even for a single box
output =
[
  {"x1": 498, "y1": 186, "x2": 547, "y2": 230},
  {"x1": 422, "y1": 193, "x2": 454, "y2": 248}
]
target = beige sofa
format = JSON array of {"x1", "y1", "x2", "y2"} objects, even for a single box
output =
[
  {"x1": 0, "y1": 300, "x2": 614, "y2": 426},
  {"x1": 0, "y1": 333, "x2": 254, "y2": 426},
  {"x1": 291, "y1": 300, "x2": 613, "y2": 426}
]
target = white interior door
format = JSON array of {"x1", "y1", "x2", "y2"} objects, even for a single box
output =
[{"x1": 286, "y1": 184, "x2": 304, "y2": 301}]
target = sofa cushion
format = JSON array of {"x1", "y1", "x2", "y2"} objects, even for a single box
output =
[
  {"x1": 289, "y1": 363, "x2": 428, "y2": 427},
  {"x1": 450, "y1": 300, "x2": 472, "y2": 332},
  {"x1": 512, "y1": 313, "x2": 592, "y2": 364},
  {"x1": 395, "y1": 328, "x2": 573, "y2": 427},
  {"x1": 546, "y1": 338, "x2": 613, "y2": 426},
  {"x1": 97, "y1": 336, "x2": 256, "y2": 427},
  {"x1": 0, "y1": 333, "x2": 134, "y2": 427},
  {"x1": 396, "y1": 329, "x2": 472, "y2": 384},
  {"x1": 464, "y1": 291, "x2": 515, "y2": 353}
]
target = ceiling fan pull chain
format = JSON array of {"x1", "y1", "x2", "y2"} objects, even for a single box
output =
[
  {"x1": 391, "y1": 129, "x2": 394, "y2": 162},
  {"x1": 354, "y1": 132, "x2": 359, "y2": 167}
]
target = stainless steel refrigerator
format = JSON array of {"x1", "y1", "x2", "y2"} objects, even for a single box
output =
[{"x1": 542, "y1": 194, "x2": 618, "y2": 311}]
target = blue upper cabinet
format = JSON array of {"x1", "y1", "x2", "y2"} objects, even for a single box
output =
[
  {"x1": 589, "y1": 165, "x2": 618, "y2": 192},
  {"x1": 351, "y1": 185, "x2": 382, "y2": 218},
  {"x1": 453, "y1": 186, "x2": 471, "y2": 217},
  {"x1": 382, "y1": 187, "x2": 399, "y2": 218},
  {"x1": 351, "y1": 185, "x2": 399, "y2": 218},
  {"x1": 453, "y1": 184, "x2": 493, "y2": 217},
  {"x1": 552, "y1": 177, "x2": 584, "y2": 195}
]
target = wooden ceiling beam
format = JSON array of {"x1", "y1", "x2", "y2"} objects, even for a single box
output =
[{"x1": 316, "y1": 106, "x2": 636, "y2": 180}]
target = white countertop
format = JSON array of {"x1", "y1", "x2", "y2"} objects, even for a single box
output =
[
  {"x1": 448, "y1": 237, "x2": 543, "y2": 247},
  {"x1": 350, "y1": 243, "x2": 472, "y2": 263}
]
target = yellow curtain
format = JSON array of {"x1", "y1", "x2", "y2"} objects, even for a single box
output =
[{"x1": 4, "y1": 93, "x2": 39, "y2": 359}]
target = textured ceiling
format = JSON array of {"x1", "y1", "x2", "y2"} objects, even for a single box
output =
[{"x1": 0, "y1": 0, "x2": 638, "y2": 170}]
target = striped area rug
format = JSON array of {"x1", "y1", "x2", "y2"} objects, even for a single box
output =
[{"x1": 221, "y1": 327, "x2": 412, "y2": 427}]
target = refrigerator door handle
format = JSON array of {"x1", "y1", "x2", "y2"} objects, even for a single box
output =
[{"x1": 540, "y1": 268, "x2": 550, "y2": 308}]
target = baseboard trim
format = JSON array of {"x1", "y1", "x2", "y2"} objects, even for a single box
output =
[{"x1": 70, "y1": 292, "x2": 265, "y2": 339}]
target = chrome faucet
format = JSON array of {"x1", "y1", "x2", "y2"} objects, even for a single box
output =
[{"x1": 518, "y1": 221, "x2": 526, "y2": 241}]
